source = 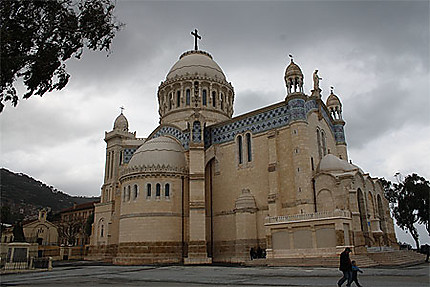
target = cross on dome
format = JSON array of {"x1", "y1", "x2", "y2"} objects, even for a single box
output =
[
  {"x1": 120, "y1": 106, "x2": 125, "y2": 114},
  {"x1": 191, "y1": 29, "x2": 201, "y2": 50}
]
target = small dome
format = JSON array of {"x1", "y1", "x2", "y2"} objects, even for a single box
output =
[
  {"x1": 285, "y1": 59, "x2": 303, "y2": 78},
  {"x1": 128, "y1": 136, "x2": 186, "y2": 170},
  {"x1": 317, "y1": 154, "x2": 357, "y2": 173},
  {"x1": 166, "y1": 50, "x2": 226, "y2": 81},
  {"x1": 235, "y1": 189, "x2": 257, "y2": 211},
  {"x1": 114, "y1": 113, "x2": 128, "y2": 131},
  {"x1": 326, "y1": 92, "x2": 341, "y2": 108}
]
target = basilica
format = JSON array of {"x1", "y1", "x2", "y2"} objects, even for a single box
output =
[{"x1": 88, "y1": 32, "x2": 397, "y2": 265}]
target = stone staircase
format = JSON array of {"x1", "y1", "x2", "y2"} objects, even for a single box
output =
[
  {"x1": 244, "y1": 250, "x2": 426, "y2": 267},
  {"x1": 350, "y1": 254, "x2": 378, "y2": 267},
  {"x1": 366, "y1": 250, "x2": 427, "y2": 267},
  {"x1": 246, "y1": 256, "x2": 339, "y2": 267}
]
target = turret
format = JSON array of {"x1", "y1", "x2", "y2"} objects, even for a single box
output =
[
  {"x1": 326, "y1": 88, "x2": 348, "y2": 161},
  {"x1": 285, "y1": 57, "x2": 304, "y2": 96},
  {"x1": 326, "y1": 87, "x2": 342, "y2": 120}
]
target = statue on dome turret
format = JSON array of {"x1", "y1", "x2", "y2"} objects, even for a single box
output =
[
  {"x1": 311, "y1": 69, "x2": 322, "y2": 98},
  {"x1": 313, "y1": 70, "x2": 322, "y2": 90}
]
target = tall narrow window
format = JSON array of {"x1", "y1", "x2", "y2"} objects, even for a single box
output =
[
  {"x1": 212, "y1": 91, "x2": 216, "y2": 107},
  {"x1": 321, "y1": 131, "x2": 327, "y2": 156},
  {"x1": 133, "y1": 184, "x2": 138, "y2": 200},
  {"x1": 220, "y1": 93, "x2": 224, "y2": 110},
  {"x1": 202, "y1": 90, "x2": 207, "y2": 106},
  {"x1": 169, "y1": 93, "x2": 172, "y2": 110},
  {"x1": 127, "y1": 186, "x2": 131, "y2": 201},
  {"x1": 165, "y1": 183, "x2": 170, "y2": 197},
  {"x1": 176, "y1": 91, "x2": 180, "y2": 107},
  {"x1": 237, "y1": 135, "x2": 243, "y2": 164},
  {"x1": 123, "y1": 187, "x2": 126, "y2": 202},
  {"x1": 156, "y1": 183, "x2": 161, "y2": 197},
  {"x1": 246, "y1": 133, "x2": 252, "y2": 162},
  {"x1": 146, "y1": 183, "x2": 152, "y2": 197},
  {"x1": 186, "y1": 89, "x2": 190, "y2": 106},
  {"x1": 317, "y1": 129, "x2": 322, "y2": 159},
  {"x1": 100, "y1": 224, "x2": 104, "y2": 237}
]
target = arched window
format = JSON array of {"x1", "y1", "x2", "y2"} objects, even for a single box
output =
[
  {"x1": 146, "y1": 183, "x2": 152, "y2": 197},
  {"x1": 321, "y1": 130, "x2": 327, "y2": 156},
  {"x1": 156, "y1": 183, "x2": 161, "y2": 197},
  {"x1": 165, "y1": 183, "x2": 170, "y2": 197},
  {"x1": 176, "y1": 91, "x2": 180, "y2": 107},
  {"x1": 202, "y1": 90, "x2": 207, "y2": 106},
  {"x1": 126, "y1": 186, "x2": 131, "y2": 201},
  {"x1": 169, "y1": 93, "x2": 173, "y2": 110},
  {"x1": 133, "y1": 184, "x2": 138, "y2": 200},
  {"x1": 220, "y1": 93, "x2": 224, "y2": 110},
  {"x1": 99, "y1": 219, "x2": 105, "y2": 238},
  {"x1": 246, "y1": 133, "x2": 252, "y2": 162},
  {"x1": 186, "y1": 89, "x2": 190, "y2": 106},
  {"x1": 317, "y1": 129, "x2": 322, "y2": 159},
  {"x1": 237, "y1": 135, "x2": 243, "y2": 164},
  {"x1": 212, "y1": 91, "x2": 216, "y2": 107}
]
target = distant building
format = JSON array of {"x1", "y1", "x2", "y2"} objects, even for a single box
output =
[
  {"x1": 88, "y1": 33, "x2": 397, "y2": 265},
  {"x1": 1, "y1": 223, "x2": 13, "y2": 244},
  {"x1": 58, "y1": 201, "x2": 98, "y2": 246}
]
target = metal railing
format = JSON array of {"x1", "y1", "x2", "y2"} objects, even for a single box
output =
[{"x1": 1, "y1": 257, "x2": 52, "y2": 272}]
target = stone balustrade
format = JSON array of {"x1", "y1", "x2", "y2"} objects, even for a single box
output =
[{"x1": 265, "y1": 210, "x2": 351, "y2": 225}]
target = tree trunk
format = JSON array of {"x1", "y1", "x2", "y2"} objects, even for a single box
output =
[{"x1": 408, "y1": 224, "x2": 420, "y2": 249}]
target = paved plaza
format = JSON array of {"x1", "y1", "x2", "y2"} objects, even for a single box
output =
[{"x1": 1, "y1": 262, "x2": 429, "y2": 287}]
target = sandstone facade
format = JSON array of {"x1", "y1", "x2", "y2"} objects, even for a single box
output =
[{"x1": 88, "y1": 40, "x2": 396, "y2": 265}]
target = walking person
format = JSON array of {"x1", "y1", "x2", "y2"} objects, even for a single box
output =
[
  {"x1": 337, "y1": 247, "x2": 353, "y2": 287},
  {"x1": 351, "y1": 260, "x2": 363, "y2": 287}
]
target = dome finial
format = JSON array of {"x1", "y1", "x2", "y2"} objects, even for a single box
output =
[
  {"x1": 120, "y1": 106, "x2": 125, "y2": 114},
  {"x1": 330, "y1": 86, "x2": 334, "y2": 94},
  {"x1": 191, "y1": 29, "x2": 201, "y2": 51},
  {"x1": 288, "y1": 54, "x2": 294, "y2": 62}
]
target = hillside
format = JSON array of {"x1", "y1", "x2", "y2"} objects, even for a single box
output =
[{"x1": 0, "y1": 168, "x2": 99, "y2": 224}]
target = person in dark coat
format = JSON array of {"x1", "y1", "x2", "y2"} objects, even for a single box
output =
[
  {"x1": 250, "y1": 248, "x2": 255, "y2": 260},
  {"x1": 337, "y1": 247, "x2": 353, "y2": 287}
]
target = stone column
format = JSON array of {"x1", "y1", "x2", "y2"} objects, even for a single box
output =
[
  {"x1": 185, "y1": 144, "x2": 211, "y2": 264},
  {"x1": 267, "y1": 131, "x2": 280, "y2": 216}
]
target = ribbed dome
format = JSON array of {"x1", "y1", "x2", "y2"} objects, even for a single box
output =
[
  {"x1": 166, "y1": 50, "x2": 226, "y2": 81},
  {"x1": 127, "y1": 136, "x2": 186, "y2": 170},
  {"x1": 235, "y1": 189, "x2": 257, "y2": 211},
  {"x1": 327, "y1": 93, "x2": 341, "y2": 108},
  {"x1": 285, "y1": 59, "x2": 303, "y2": 78},
  {"x1": 317, "y1": 154, "x2": 357, "y2": 173},
  {"x1": 113, "y1": 113, "x2": 128, "y2": 131}
]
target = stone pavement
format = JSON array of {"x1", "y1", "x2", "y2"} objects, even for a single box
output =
[{"x1": 1, "y1": 262, "x2": 429, "y2": 286}]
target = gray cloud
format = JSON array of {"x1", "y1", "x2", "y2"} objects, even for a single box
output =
[
  {"x1": 2, "y1": 0, "x2": 429, "y2": 245},
  {"x1": 2, "y1": 1, "x2": 429, "y2": 198}
]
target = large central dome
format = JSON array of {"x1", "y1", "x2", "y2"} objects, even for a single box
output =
[
  {"x1": 166, "y1": 50, "x2": 226, "y2": 81},
  {"x1": 157, "y1": 48, "x2": 235, "y2": 129}
]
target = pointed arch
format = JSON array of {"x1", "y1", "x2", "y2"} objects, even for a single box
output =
[{"x1": 357, "y1": 188, "x2": 370, "y2": 246}]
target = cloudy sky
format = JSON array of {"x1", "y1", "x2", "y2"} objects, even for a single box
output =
[{"x1": 1, "y1": 1, "x2": 429, "y2": 245}]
